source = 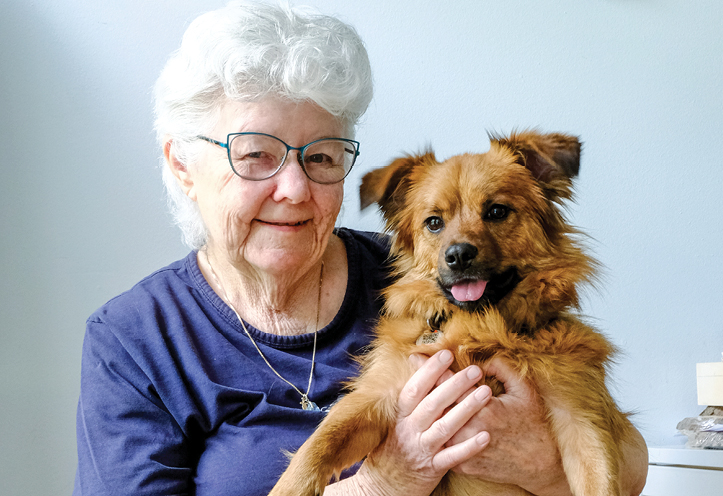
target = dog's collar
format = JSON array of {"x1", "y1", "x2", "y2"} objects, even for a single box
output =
[
  {"x1": 415, "y1": 315, "x2": 446, "y2": 345},
  {"x1": 414, "y1": 312, "x2": 557, "y2": 345},
  {"x1": 428, "y1": 315, "x2": 444, "y2": 331}
]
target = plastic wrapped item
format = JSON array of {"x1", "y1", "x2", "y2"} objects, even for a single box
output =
[
  {"x1": 700, "y1": 405, "x2": 723, "y2": 416},
  {"x1": 676, "y1": 416, "x2": 723, "y2": 449},
  {"x1": 684, "y1": 431, "x2": 723, "y2": 449}
]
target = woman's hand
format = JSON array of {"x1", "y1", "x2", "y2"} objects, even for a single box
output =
[
  {"x1": 331, "y1": 350, "x2": 493, "y2": 496},
  {"x1": 446, "y1": 357, "x2": 572, "y2": 496},
  {"x1": 446, "y1": 357, "x2": 648, "y2": 496}
]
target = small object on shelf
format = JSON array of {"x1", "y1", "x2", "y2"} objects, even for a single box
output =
[
  {"x1": 676, "y1": 415, "x2": 723, "y2": 449},
  {"x1": 676, "y1": 355, "x2": 723, "y2": 450},
  {"x1": 696, "y1": 353, "x2": 723, "y2": 406}
]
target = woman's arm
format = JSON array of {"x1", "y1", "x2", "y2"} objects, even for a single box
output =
[
  {"x1": 74, "y1": 321, "x2": 194, "y2": 495},
  {"x1": 620, "y1": 427, "x2": 649, "y2": 496}
]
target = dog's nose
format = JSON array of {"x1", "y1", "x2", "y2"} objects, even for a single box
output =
[{"x1": 445, "y1": 243, "x2": 478, "y2": 271}]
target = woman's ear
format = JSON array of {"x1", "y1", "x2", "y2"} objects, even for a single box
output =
[{"x1": 163, "y1": 138, "x2": 197, "y2": 200}]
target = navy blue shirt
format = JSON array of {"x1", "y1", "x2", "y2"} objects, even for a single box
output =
[{"x1": 74, "y1": 229, "x2": 391, "y2": 496}]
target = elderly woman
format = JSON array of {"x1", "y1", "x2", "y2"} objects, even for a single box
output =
[{"x1": 74, "y1": 3, "x2": 647, "y2": 496}]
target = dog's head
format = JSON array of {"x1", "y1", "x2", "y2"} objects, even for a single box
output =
[{"x1": 361, "y1": 130, "x2": 591, "y2": 319}]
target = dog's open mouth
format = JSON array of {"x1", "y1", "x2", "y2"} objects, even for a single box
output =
[{"x1": 439, "y1": 267, "x2": 520, "y2": 310}]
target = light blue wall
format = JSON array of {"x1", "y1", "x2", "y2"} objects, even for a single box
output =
[{"x1": 1, "y1": 0, "x2": 721, "y2": 493}]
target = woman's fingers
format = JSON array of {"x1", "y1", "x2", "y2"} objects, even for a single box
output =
[
  {"x1": 366, "y1": 350, "x2": 494, "y2": 488},
  {"x1": 421, "y1": 384, "x2": 492, "y2": 455},
  {"x1": 402, "y1": 350, "x2": 492, "y2": 453},
  {"x1": 413, "y1": 363, "x2": 483, "y2": 428},
  {"x1": 433, "y1": 430, "x2": 491, "y2": 471},
  {"x1": 407, "y1": 353, "x2": 454, "y2": 387},
  {"x1": 398, "y1": 350, "x2": 455, "y2": 417}
]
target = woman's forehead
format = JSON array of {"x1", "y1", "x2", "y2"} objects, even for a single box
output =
[{"x1": 215, "y1": 97, "x2": 344, "y2": 140}]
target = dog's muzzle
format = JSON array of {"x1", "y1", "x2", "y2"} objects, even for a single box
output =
[{"x1": 438, "y1": 243, "x2": 521, "y2": 311}]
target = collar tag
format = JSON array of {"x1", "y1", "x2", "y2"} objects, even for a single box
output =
[{"x1": 416, "y1": 328, "x2": 443, "y2": 345}]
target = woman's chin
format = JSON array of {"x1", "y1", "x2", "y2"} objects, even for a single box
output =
[
  {"x1": 241, "y1": 241, "x2": 322, "y2": 276},
  {"x1": 249, "y1": 254, "x2": 319, "y2": 279}
]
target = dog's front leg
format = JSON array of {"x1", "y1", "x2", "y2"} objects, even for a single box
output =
[
  {"x1": 270, "y1": 366, "x2": 403, "y2": 496},
  {"x1": 541, "y1": 367, "x2": 631, "y2": 496}
]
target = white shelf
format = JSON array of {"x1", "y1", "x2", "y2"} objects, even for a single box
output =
[
  {"x1": 643, "y1": 445, "x2": 723, "y2": 496},
  {"x1": 648, "y1": 445, "x2": 723, "y2": 468}
]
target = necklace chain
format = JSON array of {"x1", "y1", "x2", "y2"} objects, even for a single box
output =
[{"x1": 203, "y1": 250, "x2": 323, "y2": 411}]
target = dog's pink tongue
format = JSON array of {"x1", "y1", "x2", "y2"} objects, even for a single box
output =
[{"x1": 450, "y1": 280, "x2": 488, "y2": 302}]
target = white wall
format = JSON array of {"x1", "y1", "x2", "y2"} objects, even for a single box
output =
[{"x1": 1, "y1": 0, "x2": 721, "y2": 494}]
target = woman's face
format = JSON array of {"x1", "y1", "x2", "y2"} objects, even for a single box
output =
[{"x1": 176, "y1": 97, "x2": 346, "y2": 276}]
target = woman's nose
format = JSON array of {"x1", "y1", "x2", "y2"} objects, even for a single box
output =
[{"x1": 271, "y1": 152, "x2": 312, "y2": 203}]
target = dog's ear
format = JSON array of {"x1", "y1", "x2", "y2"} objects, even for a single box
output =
[
  {"x1": 359, "y1": 151, "x2": 436, "y2": 215},
  {"x1": 360, "y1": 152, "x2": 436, "y2": 252},
  {"x1": 491, "y1": 130, "x2": 581, "y2": 183},
  {"x1": 360, "y1": 157, "x2": 412, "y2": 212}
]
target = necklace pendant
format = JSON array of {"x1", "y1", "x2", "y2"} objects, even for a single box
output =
[{"x1": 301, "y1": 395, "x2": 320, "y2": 411}]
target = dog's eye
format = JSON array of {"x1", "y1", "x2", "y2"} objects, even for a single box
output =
[
  {"x1": 485, "y1": 204, "x2": 510, "y2": 221},
  {"x1": 424, "y1": 216, "x2": 445, "y2": 233}
]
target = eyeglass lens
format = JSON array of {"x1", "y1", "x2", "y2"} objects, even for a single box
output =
[{"x1": 229, "y1": 134, "x2": 356, "y2": 184}]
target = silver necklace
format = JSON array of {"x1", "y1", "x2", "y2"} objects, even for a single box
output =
[{"x1": 204, "y1": 250, "x2": 323, "y2": 411}]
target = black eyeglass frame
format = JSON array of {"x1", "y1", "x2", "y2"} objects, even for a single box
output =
[{"x1": 197, "y1": 132, "x2": 360, "y2": 184}]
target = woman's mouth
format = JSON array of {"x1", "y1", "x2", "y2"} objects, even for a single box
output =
[{"x1": 256, "y1": 219, "x2": 309, "y2": 227}]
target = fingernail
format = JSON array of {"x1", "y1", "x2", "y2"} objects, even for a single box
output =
[
  {"x1": 474, "y1": 386, "x2": 491, "y2": 401},
  {"x1": 438, "y1": 350, "x2": 453, "y2": 363},
  {"x1": 466, "y1": 365, "x2": 482, "y2": 380},
  {"x1": 476, "y1": 432, "x2": 490, "y2": 446}
]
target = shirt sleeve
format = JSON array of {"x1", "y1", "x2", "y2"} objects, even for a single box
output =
[{"x1": 74, "y1": 319, "x2": 195, "y2": 496}]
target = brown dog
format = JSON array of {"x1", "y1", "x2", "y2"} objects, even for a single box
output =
[{"x1": 270, "y1": 130, "x2": 634, "y2": 496}]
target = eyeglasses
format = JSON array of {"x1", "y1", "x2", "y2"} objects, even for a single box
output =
[{"x1": 197, "y1": 132, "x2": 360, "y2": 184}]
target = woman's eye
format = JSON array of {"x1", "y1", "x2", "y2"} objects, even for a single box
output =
[
  {"x1": 304, "y1": 153, "x2": 336, "y2": 168},
  {"x1": 424, "y1": 216, "x2": 444, "y2": 233},
  {"x1": 236, "y1": 150, "x2": 274, "y2": 162},
  {"x1": 485, "y1": 204, "x2": 510, "y2": 221}
]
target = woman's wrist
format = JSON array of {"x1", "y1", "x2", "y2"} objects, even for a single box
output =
[
  {"x1": 322, "y1": 472, "x2": 370, "y2": 496},
  {"x1": 322, "y1": 463, "x2": 396, "y2": 496},
  {"x1": 324, "y1": 459, "x2": 439, "y2": 496}
]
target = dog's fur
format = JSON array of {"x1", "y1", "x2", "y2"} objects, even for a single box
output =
[{"x1": 269, "y1": 130, "x2": 634, "y2": 496}]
